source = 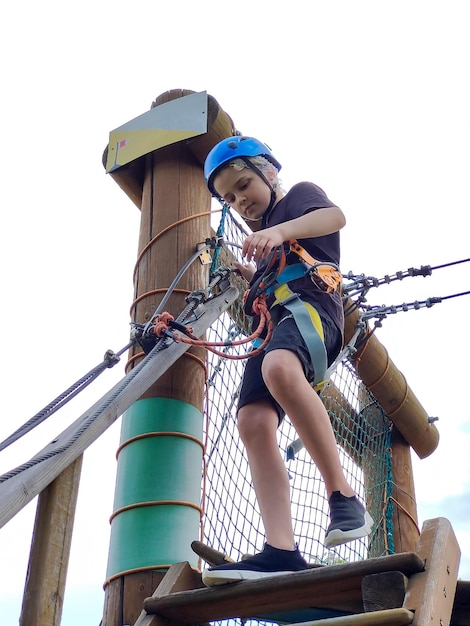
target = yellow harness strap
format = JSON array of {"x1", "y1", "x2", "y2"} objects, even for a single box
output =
[{"x1": 273, "y1": 282, "x2": 328, "y2": 391}]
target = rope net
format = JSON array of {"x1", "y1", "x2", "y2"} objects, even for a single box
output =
[{"x1": 201, "y1": 210, "x2": 394, "y2": 589}]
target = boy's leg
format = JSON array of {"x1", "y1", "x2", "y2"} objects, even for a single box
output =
[
  {"x1": 262, "y1": 349, "x2": 373, "y2": 548},
  {"x1": 202, "y1": 400, "x2": 309, "y2": 586},
  {"x1": 237, "y1": 400, "x2": 295, "y2": 550},
  {"x1": 262, "y1": 349, "x2": 353, "y2": 497}
]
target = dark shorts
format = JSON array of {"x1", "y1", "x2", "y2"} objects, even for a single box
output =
[{"x1": 237, "y1": 306, "x2": 342, "y2": 424}]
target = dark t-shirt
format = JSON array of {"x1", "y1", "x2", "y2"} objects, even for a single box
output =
[{"x1": 253, "y1": 181, "x2": 344, "y2": 338}]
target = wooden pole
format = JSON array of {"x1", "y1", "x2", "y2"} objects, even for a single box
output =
[
  {"x1": 20, "y1": 456, "x2": 82, "y2": 626},
  {"x1": 102, "y1": 89, "x2": 236, "y2": 626},
  {"x1": 390, "y1": 428, "x2": 420, "y2": 553},
  {"x1": 343, "y1": 300, "x2": 439, "y2": 459}
]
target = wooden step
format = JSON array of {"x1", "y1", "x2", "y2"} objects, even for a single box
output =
[
  {"x1": 142, "y1": 552, "x2": 424, "y2": 623},
  {"x1": 137, "y1": 518, "x2": 461, "y2": 626}
]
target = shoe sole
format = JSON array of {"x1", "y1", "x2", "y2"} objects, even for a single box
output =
[
  {"x1": 202, "y1": 569, "x2": 297, "y2": 586},
  {"x1": 324, "y1": 512, "x2": 374, "y2": 549}
]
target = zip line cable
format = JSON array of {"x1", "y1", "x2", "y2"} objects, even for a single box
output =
[
  {"x1": 0, "y1": 342, "x2": 134, "y2": 453},
  {"x1": 343, "y1": 257, "x2": 470, "y2": 298},
  {"x1": 0, "y1": 278, "x2": 236, "y2": 483},
  {"x1": 0, "y1": 240, "x2": 227, "y2": 460},
  {"x1": 342, "y1": 257, "x2": 470, "y2": 317}
]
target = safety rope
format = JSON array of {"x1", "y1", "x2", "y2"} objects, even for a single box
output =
[{"x1": 148, "y1": 292, "x2": 274, "y2": 359}]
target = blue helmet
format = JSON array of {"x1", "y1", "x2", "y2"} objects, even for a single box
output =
[{"x1": 204, "y1": 136, "x2": 282, "y2": 196}]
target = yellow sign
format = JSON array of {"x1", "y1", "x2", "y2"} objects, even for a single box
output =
[{"x1": 106, "y1": 91, "x2": 208, "y2": 173}]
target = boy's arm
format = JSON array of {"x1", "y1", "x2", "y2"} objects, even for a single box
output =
[{"x1": 242, "y1": 206, "x2": 345, "y2": 263}]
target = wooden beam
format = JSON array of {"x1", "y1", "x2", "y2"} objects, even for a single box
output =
[
  {"x1": 403, "y1": 517, "x2": 460, "y2": 626},
  {"x1": 19, "y1": 457, "x2": 83, "y2": 626},
  {"x1": 190, "y1": 540, "x2": 235, "y2": 566},
  {"x1": 344, "y1": 300, "x2": 439, "y2": 459},
  {"x1": 390, "y1": 428, "x2": 419, "y2": 553}
]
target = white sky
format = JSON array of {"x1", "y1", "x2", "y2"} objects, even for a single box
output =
[{"x1": 1, "y1": 1, "x2": 469, "y2": 624}]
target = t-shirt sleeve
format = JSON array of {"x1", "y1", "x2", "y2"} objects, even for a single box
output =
[{"x1": 285, "y1": 182, "x2": 338, "y2": 220}]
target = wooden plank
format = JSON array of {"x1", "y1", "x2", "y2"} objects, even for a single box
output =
[
  {"x1": 143, "y1": 552, "x2": 424, "y2": 622},
  {"x1": 134, "y1": 562, "x2": 204, "y2": 626},
  {"x1": 403, "y1": 517, "x2": 460, "y2": 626},
  {"x1": 19, "y1": 457, "x2": 82, "y2": 626},
  {"x1": 0, "y1": 286, "x2": 238, "y2": 529},
  {"x1": 361, "y1": 571, "x2": 407, "y2": 612},
  {"x1": 287, "y1": 608, "x2": 414, "y2": 626}
]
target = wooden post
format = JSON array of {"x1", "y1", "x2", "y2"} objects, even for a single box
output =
[
  {"x1": 403, "y1": 517, "x2": 460, "y2": 626},
  {"x1": 101, "y1": 90, "x2": 236, "y2": 626},
  {"x1": 20, "y1": 456, "x2": 82, "y2": 626},
  {"x1": 390, "y1": 428, "x2": 420, "y2": 553},
  {"x1": 343, "y1": 300, "x2": 439, "y2": 460}
]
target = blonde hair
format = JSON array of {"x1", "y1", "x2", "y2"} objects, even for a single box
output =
[{"x1": 227, "y1": 156, "x2": 282, "y2": 191}]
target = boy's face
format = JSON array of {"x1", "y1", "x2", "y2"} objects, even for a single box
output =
[{"x1": 214, "y1": 165, "x2": 273, "y2": 223}]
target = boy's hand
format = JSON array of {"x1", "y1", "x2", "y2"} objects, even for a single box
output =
[
  {"x1": 233, "y1": 261, "x2": 256, "y2": 282},
  {"x1": 242, "y1": 226, "x2": 284, "y2": 263}
]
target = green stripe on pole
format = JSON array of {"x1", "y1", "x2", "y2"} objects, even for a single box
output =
[{"x1": 106, "y1": 397, "x2": 204, "y2": 581}]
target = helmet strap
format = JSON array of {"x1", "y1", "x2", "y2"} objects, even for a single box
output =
[{"x1": 242, "y1": 158, "x2": 278, "y2": 213}]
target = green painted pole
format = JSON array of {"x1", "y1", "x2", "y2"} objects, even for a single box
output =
[{"x1": 105, "y1": 398, "x2": 204, "y2": 581}]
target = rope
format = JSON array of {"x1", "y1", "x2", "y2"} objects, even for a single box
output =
[
  {"x1": 209, "y1": 202, "x2": 228, "y2": 278},
  {"x1": 149, "y1": 293, "x2": 274, "y2": 359},
  {"x1": 132, "y1": 209, "x2": 220, "y2": 282}
]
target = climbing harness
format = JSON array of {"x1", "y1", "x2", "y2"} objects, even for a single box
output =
[
  {"x1": 244, "y1": 241, "x2": 343, "y2": 390},
  {"x1": 288, "y1": 239, "x2": 342, "y2": 295}
]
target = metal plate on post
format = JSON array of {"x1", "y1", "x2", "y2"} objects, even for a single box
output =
[{"x1": 106, "y1": 90, "x2": 208, "y2": 172}]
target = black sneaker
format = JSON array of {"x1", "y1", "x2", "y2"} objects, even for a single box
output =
[
  {"x1": 324, "y1": 491, "x2": 373, "y2": 548},
  {"x1": 201, "y1": 543, "x2": 309, "y2": 586}
]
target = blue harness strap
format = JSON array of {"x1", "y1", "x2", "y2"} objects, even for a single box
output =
[{"x1": 264, "y1": 264, "x2": 329, "y2": 390}]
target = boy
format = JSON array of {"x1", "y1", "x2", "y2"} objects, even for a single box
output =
[{"x1": 202, "y1": 136, "x2": 373, "y2": 585}]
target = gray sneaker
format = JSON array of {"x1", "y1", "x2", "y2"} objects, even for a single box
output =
[
  {"x1": 324, "y1": 491, "x2": 373, "y2": 548},
  {"x1": 202, "y1": 543, "x2": 309, "y2": 586}
]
